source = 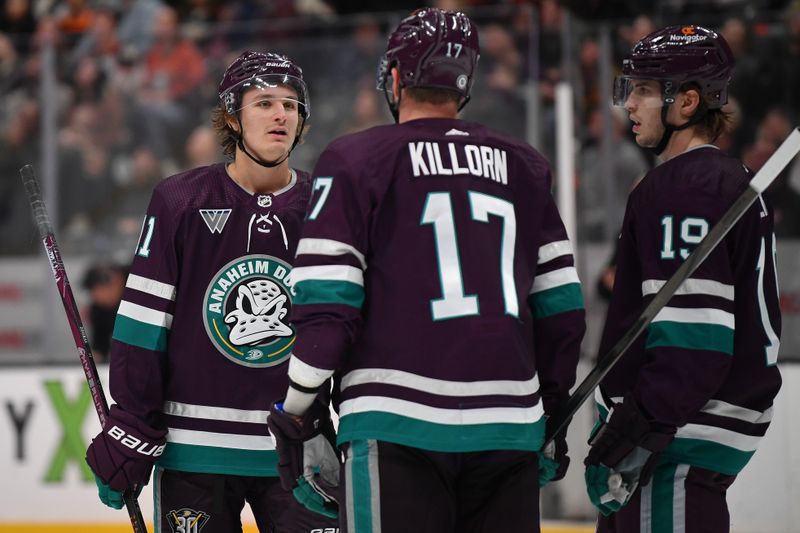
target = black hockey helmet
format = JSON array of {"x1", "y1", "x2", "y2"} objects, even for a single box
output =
[
  {"x1": 377, "y1": 8, "x2": 480, "y2": 120},
  {"x1": 219, "y1": 51, "x2": 310, "y2": 119},
  {"x1": 218, "y1": 51, "x2": 309, "y2": 168},
  {"x1": 613, "y1": 25, "x2": 734, "y2": 110}
]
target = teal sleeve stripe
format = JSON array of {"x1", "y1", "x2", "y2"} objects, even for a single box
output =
[
  {"x1": 112, "y1": 314, "x2": 168, "y2": 352},
  {"x1": 350, "y1": 440, "x2": 375, "y2": 533},
  {"x1": 646, "y1": 321, "x2": 734, "y2": 354},
  {"x1": 529, "y1": 283, "x2": 584, "y2": 319},
  {"x1": 294, "y1": 279, "x2": 365, "y2": 308},
  {"x1": 337, "y1": 411, "x2": 545, "y2": 452},
  {"x1": 157, "y1": 442, "x2": 278, "y2": 477},
  {"x1": 661, "y1": 437, "x2": 755, "y2": 475}
]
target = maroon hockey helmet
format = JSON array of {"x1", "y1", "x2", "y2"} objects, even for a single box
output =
[
  {"x1": 218, "y1": 51, "x2": 310, "y2": 119},
  {"x1": 377, "y1": 8, "x2": 480, "y2": 111},
  {"x1": 613, "y1": 25, "x2": 734, "y2": 109}
]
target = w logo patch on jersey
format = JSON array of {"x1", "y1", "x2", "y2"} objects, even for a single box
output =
[{"x1": 199, "y1": 209, "x2": 232, "y2": 234}]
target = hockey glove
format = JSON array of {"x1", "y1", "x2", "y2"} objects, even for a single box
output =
[
  {"x1": 537, "y1": 434, "x2": 569, "y2": 488},
  {"x1": 85, "y1": 405, "x2": 166, "y2": 510},
  {"x1": 268, "y1": 399, "x2": 341, "y2": 519},
  {"x1": 584, "y1": 395, "x2": 674, "y2": 516}
]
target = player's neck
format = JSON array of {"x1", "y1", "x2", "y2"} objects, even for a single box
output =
[
  {"x1": 227, "y1": 156, "x2": 291, "y2": 194},
  {"x1": 658, "y1": 126, "x2": 711, "y2": 162},
  {"x1": 398, "y1": 101, "x2": 458, "y2": 123}
]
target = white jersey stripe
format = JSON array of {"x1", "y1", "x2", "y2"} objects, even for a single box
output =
[
  {"x1": 339, "y1": 396, "x2": 544, "y2": 425},
  {"x1": 164, "y1": 401, "x2": 267, "y2": 424},
  {"x1": 700, "y1": 400, "x2": 773, "y2": 424},
  {"x1": 530, "y1": 266, "x2": 580, "y2": 294},
  {"x1": 674, "y1": 423, "x2": 762, "y2": 451},
  {"x1": 341, "y1": 368, "x2": 539, "y2": 397},
  {"x1": 296, "y1": 238, "x2": 367, "y2": 270},
  {"x1": 538, "y1": 240, "x2": 573, "y2": 264},
  {"x1": 291, "y1": 265, "x2": 364, "y2": 286},
  {"x1": 652, "y1": 306, "x2": 735, "y2": 329},
  {"x1": 118, "y1": 300, "x2": 173, "y2": 329},
  {"x1": 641, "y1": 278, "x2": 734, "y2": 300},
  {"x1": 166, "y1": 428, "x2": 275, "y2": 450},
  {"x1": 126, "y1": 274, "x2": 176, "y2": 301}
]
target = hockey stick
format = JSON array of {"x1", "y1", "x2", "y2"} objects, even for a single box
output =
[
  {"x1": 544, "y1": 126, "x2": 800, "y2": 446},
  {"x1": 20, "y1": 165, "x2": 148, "y2": 533}
]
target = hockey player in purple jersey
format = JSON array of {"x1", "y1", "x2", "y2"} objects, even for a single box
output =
[
  {"x1": 266, "y1": 8, "x2": 586, "y2": 533},
  {"x1": 583, "y1": 26, "x2": 782, "y2": 533},
  {"x1": 84, "y1": 51, "x2": 339, "y2": 532}
]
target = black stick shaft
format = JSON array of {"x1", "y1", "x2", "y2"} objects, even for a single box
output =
[{"x1": 20, "y1": 164, "x2": 148, "y2": 532}]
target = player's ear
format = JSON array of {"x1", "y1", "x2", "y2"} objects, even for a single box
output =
[
  {"x1": 680, "y1": 88, "x2": 701, "y2": 118},
  {"x1": 225, "y1": 113, "x2": 240, "y2": 134}
]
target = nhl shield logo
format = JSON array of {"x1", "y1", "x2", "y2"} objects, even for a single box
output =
[{"x1": 203, "y1": 255, "x2": 295, "y2": 367}]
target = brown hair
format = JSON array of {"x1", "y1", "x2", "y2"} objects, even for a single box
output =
[
  {"x1": 679, "y1": 82, "x2": 734, "y2": 143},
  {"x1": 211, "y1": 104, "x2": 238, "y2": 158}
]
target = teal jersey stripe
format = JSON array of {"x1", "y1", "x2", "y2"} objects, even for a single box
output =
[
  {"x1": 112, "y1": 314, "x2": 168, "y2": 352},
  {"x1": 646, "y1": 321, "x2": 734, "y2": 354},
  {"x1": 350, "y1": 440, "x2": 375, "y2": 533},
  {"x1": 660, "y1": 437, "x2": 755, "y2": 475},
  {"x1": 529, "y1": 283, "x2": 584, "y2": 319},
  {"x1": 651, "y1": 463, "x2": 679, "y2": 533},
  {"x1": 294, "y1": 279, "x2": 364, "y2": 308},
  {"x1": 157, "y1": 442, "x2": 278, "y2": 477},
  {"x1": 338, "y1": 411, "x2": 545, "y2": 452}
]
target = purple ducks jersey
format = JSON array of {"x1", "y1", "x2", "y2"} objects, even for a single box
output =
[
  {"x1": 596, "y1": 145, "x2": 782, "y2": 475},
  {"x1": 109, "y1": 163, "x2": 311, "y2": 476},
  {"x1": 289, "y1": 118, "x2": 586, "y2": 452}
]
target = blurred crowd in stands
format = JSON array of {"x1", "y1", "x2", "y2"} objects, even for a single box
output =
[{"x1": 1, "y1": 0, "x2": 800, "y2": 260}]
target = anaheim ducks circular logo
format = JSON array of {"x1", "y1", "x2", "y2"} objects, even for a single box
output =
[{"x1": 203, "y1": 255, "x2": 294, "y2": 367}]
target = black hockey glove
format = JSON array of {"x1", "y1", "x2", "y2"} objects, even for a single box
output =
[
  {"x1": 584, "y1": 394, "x2": 674, "y2": 515},
  {"x1": 538, "y1": 432, "x2": 569, "y2": 488},
  {"x1": 267, "y1": 399, "x2": 341, "y2": 518}
]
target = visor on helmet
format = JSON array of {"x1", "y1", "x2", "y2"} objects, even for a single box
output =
[
  {"x1": 612, "y1": 76, "x2": 670, "y2": 109},
  {"x1": 220, "y1": 73, "x2": 309, "y2": 117}
]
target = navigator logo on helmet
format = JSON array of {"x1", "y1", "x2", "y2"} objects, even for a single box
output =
[
  {"x1": 376, "y1": 8, "x2": 480, "y2": 122},
  {"x1": 613, "y1": 25, "x2": 734, "y2": 154},
  {"x1": 217, "y1": 51, "x2": 310, "y2": 168}
]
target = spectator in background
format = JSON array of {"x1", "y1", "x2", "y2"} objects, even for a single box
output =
[
  {"x1": 337, "y1": 76, "x2": 387, "y2": 136},
  {"x1": 69, "y1": 6, "x2": 121, "y2": 71},
  {"x1": 183, "y1": 124, "x2": 222, "y2": 168},
  {"x1": 135, "y1": 5, "x2": 206, "y2": 162},
  {"x1": 55, "y1": 0, "x2": 95, "y2": 49},
  {"x1": 82, "y1": 262, "x2": 128, "y2": 362},
  {"x1": 577, "y1": 107, "x2": 650, "y2": 242},
  {"x1": 114, "y1": 0, "x2": 165, "y2": 58},
  {"x1": 0, "y1": 0, "x2": 36, "y2": 55}
]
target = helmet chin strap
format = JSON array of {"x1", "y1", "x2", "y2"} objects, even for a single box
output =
[
  {"x1": 234, "y1": 116, "x2": 306, "y2": 168},
  {"x1": 651, "y1": 101, "x2": 708, "y2": 156}
]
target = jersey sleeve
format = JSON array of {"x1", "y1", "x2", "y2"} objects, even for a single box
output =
[
  {"x1": 287, "y1": 146, "x2": 369, "y2": 390},
  {"x1": 108, "y1": 187, "x2": 179, "y2": 429},
  {"x1": 527, "y1": 182, "x2": 586, "y2": 417},
  {"x1": 629, "y1": 187, "x2": 754, "y2": 428}
]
